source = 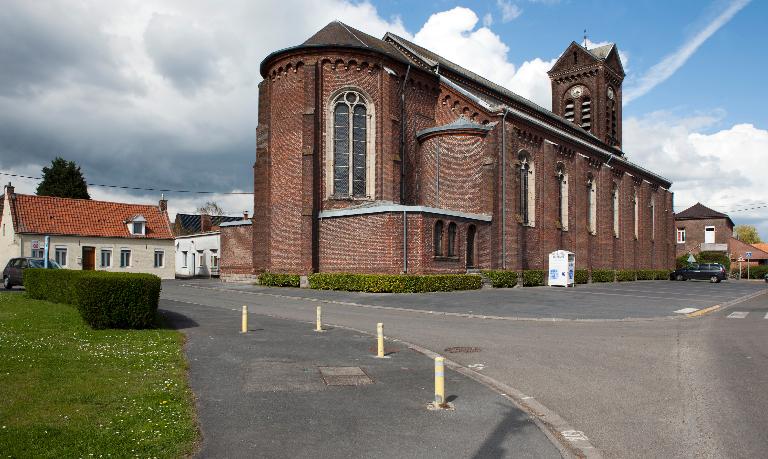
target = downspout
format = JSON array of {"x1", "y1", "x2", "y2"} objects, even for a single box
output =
[
  {"x1": 500, "y1": 108, "x2": 510, "y2": 269},
  {"x1": 400, "y1": 64, "x2": 411, "y2": 273}
]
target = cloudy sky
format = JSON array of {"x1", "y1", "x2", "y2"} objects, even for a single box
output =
[{"x1": 1, "y1": 0, "x2": 765, "y2": 238}]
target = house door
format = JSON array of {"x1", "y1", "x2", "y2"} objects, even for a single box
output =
[
  {"x1": 466, "y1": 225, "x2": 476, "y2": 268},
  {"x1": 704, "y1": 226, "x2": 715, "y2": 244},
  {"x1": 82, "y1": 247, "x2": 95, "y2": 270}
]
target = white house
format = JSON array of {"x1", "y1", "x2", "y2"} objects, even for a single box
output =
[
  {"x1": 175, "y1": 231, "x2": 221, "y2": 278},
  {"x1": 0, "y1": 183, "x2": 175, "y2": 279}
]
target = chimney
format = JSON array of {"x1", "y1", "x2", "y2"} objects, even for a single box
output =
[
  {"x1": 159, "y1": 193, "x2": 168, "y2": 212},
  {"x1": 201, "y1": 214, "x2": 212, "y2": 232},
  {"x1": 243, "y1": 210, "x2": 249, "y2": 220},
  {"x1": 4, "y1": 182, "x2": 14, "y2": 197}
]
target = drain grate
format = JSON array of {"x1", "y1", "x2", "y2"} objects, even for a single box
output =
[
  {"x1": 444, "y1": 346, "x2": 481, "y2": 354},
  {"x1": 318, "y1": 367, "x2": 373, "y2": 386}
]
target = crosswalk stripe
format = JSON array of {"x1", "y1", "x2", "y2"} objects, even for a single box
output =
[
  {"x1": 764, "y1": 312, "x2": 768, "y2": 320},
  {"x1": 727, "y1": 311, "x2": 748, "y2": 319}
]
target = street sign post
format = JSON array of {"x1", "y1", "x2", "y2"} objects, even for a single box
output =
[
  {"x1": 746, "y1": 252, "x2": 752, "y2": 279},
  {"x1": 43, "y1": 236, "x2": 50, "y2": 269}
]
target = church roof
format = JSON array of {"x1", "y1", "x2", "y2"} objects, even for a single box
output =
[
  {"x1": 301, "y1": 21, "x2": 409, "y2": 63},
  {"x1": 676, "y1": 203, "x2": 734, "y2": 226},
  {"x1": 587, "y1": 43, "x2": 615, "y2": 60}
]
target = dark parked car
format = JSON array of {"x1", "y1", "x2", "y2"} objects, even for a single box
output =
[
  {"x1": 670, "y1": 263, "x2": 727, "y2": 283},
  {"x1": 3, "y1": 257, "x2": 60, "y2": 289}
]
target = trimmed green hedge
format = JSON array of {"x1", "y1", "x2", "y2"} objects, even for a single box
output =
[
  {"x1": 23, "y1": 269, "x2": 160, "y2": 329},
  {"x1": 616, "y1": 270, "x2": 636, "y2": 282},
  {"x1": 636, "y1": 270, "x2": 657, "y2": 280},
  {"x1": 654, "y1": 270, "x2": 671, "y2": 280},
  {"x1": 738, "y1": 265, "x2": 768, "y2": 279},
  {"x1": 591, "y1": 269, "x2": 615, "y2": 283},
  {"x1": 307, "y1": 273, "x2": 482, "y2": 293},
  {"x1": 258, "y1": 272, "x2": 301, "y2": 287},
  {"x1": 482, "y1": 270, "x2": 518, "y2": 288},
  {"x1": 574, "y1": 269, "x2": 589, "y2": 284},
  {"x1": 522, "y1": 270, "x2": 545, "y2": 287}
]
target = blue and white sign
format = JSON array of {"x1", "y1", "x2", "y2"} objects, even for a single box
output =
[{"x1": 746, "y1": 251, "x2": 752, "y2": 259}]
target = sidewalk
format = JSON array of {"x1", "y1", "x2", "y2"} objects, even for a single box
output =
[{"x1": 160, "y1": 299, "x2": 561, "y2": 458}]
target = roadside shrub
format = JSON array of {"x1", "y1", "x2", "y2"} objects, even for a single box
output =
[
  {"x1": 23, "y1": 269, "x2": 160, "y2": 329},
  {"x1": 482, "y1": 270, "x2": 518, "y2": 288},
  {"x1": 258, "y1": 272, "x2": 300, "y2": 287},
  {"x1": 635, "y1": 270, "x2": 657, "y2": 280},
  {"x1": 740, "y1": 265, "x2": 768, "y2": 279},
  {"x1": 23, "y1": 269, "x2": 79, "y2": 304},
  {"x1": 307, "y1": 273, "x2": 481, "y2": 293},
  {"x1": 591, "y1": 269, "x2": 615, "y2": 283},
  {"x1": 74, "y1": 272, "x2": 161, "y2": 329},
  {"x1": 521, "y1": 270, "x2": 545, "y2": 287},
  {"x1": 675, "y1": 254, "x2": 692, "y2": 269},
  {"x1": 616, "y1": 270, "x2": 636, "y2": 282},
  {"x1": 654, "y1": 270, "x2": 671, "y2": 280},
  {"x1": 574, "y1": 269, "x2": 589, "y2": 284}
]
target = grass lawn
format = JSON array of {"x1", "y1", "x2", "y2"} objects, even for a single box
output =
[{"x1": 0, "y1": 293, "x2": 198, "y2": 458}]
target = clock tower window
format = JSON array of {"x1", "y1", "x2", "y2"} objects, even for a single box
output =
[{"x1": 580, "y1": 97, "x2": 591, "y2": 131}]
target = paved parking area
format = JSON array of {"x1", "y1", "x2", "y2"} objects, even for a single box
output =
[{"x1": 182, "y1": 279, "x2": 767, "y2": 320}]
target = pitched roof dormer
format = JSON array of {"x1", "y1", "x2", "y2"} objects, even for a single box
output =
[{"x1": 127, "y1": 214, "x2": 147, "y2": 236}]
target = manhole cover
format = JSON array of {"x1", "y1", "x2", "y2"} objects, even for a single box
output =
[
  {"x1": 444, "y1": 346, "x2": 481, "y2": 353},
  {"x1": 318, "y1": 367, "x2": 373, "y2": 386}
]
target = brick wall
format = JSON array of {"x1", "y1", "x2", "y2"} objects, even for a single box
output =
[
  {"x1": 220, "y1": 223, "x2": 254, "y2": 278},
  {"x1": 675, "y1": 217, "x2": 733, "y2": 257}
]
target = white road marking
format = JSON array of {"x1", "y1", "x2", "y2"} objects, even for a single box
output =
[
  {"x1": 674, "y1": 308, "x2": 699, "y2": 314},
  {"x1": 727, "y1": 311, "x2": 748, "y2": 319},
  {"x1": 467, "y1": 363, "x2": 486, "y2": 371},
  {"x1": 764, "y1": 312, "x2": 768, "y2": 320},
  {"x1": 561, "y1": 430, "x2": 589, "y2": 442}
]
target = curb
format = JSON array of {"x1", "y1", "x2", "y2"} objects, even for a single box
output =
[{"x1": 686, "y1": 304, "x2": 721, "y2": 318}]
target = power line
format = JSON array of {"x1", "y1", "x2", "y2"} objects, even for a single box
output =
[{"x1": 0, "y1": 171, "x2": 253, "y2": 195}]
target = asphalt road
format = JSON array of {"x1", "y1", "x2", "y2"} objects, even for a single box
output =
[{"x1": 162, "y1": 280, "x2": 768, "y2": 458}]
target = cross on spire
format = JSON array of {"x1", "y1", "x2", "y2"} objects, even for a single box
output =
[{"x1": 583, "y1": 29, "x2": 588, "y2": 48}]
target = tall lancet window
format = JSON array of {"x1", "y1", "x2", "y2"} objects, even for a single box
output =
[
  {"x1": 612, "y1": 183, "x2": 620, "y2": 238},
  {"x1": 557, "y1": 164, "x2": 568, "y2": 231},
  {"x1": 518, "y1": 151, "x2": 536, "y2": 226},
  {"x1": 587, "y1": 174, "x2": 597, "y2": 234},
  {"x1": 332, "y1": 91, "x2": 370, "y2": 197}
]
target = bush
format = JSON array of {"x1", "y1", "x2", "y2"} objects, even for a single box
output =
[
  {"x1": 654, "y1": 270, "x2": 671, "y2": 280},
  {"x1": 522, "y1": 270, "x2": 545, "y2": 287},
  {"x1": 697, "y1": 251, "x2": 731, "y2": 270},
  {"x1": 616, "y1": 270, "x2": 636, "y2": 282},
  {"x1": 74, "y1": 272, "x2": 161, "y2": 329},
  {"x1": 23, "y1": 269, "x2": 80, "y2": 304},
  {"x1": 591, "y1": 269, "x2": 615, "y2": 283},
  {"x1": 23, "y1": 269, "x2": 160, "y2": 329},
  {"x1": 740, "y1": 265, "x2": 768, "y2": 279},
  {"x1": 676, "y1": 254, "x2": 692, "y2": 269},
  {"x1": 574, "y1": 269, "x2": 589, "y2": 284},
  {"x1": 636, "y1": 270, "x2": 657, "y2": 280},
  {"x1": 482, "y1": 270, "x2": 518, "y2": 288},
  {"x1": 258, "y1": 272, "x2": 301, "y2": 287},
  {"x1": 307, "y1": 273, "x2": 481, "y2": 293}
]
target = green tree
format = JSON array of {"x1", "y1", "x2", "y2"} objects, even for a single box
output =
[
  {"x1": 36, "y1": 157, "x2": 90, "y2": 199},
  {"x1": 734, "y1": 224, "x2": 762, "y2": 244}
]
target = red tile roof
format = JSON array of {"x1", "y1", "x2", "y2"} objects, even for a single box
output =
[
  {"x1": 10, "y1": 193, "x2": 173, "y2": 239},
  {"x1": 728, "y1": 237, "x2": 768, "y2": 260}
]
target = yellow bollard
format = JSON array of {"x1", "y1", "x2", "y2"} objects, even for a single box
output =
[
  {"x1": 315, "y1": 306, "x2": 323, "y2": 332},
  {"x1": 376, "y1": 323, "x2": 385, "y2": 358},
  {"x1": 241, "y1": 305, "x2": 248, "y2": 333},
  {"x1": 434, "y1": 356, "x2": 445, "y2": 406}
]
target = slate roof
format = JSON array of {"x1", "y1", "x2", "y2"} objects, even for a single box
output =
[
  {"x1": 9, "y1": 193, "x2": 173, "y2": 239},
  {"x1": 175, "y1": 213, "x2": 243, "y2": 234},
  {"x1": 587, "y1": 43, "x2": 615, "y2": 60},
  {"x1": 675, "y1": 203, "x2": 734, "y2": 226}
]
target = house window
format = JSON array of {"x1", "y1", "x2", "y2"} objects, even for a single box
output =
[
  {"x1": 31, "y1": 248, "x2": 44, "y2": 258},
  {"x1": 100, "y1": 249, "x2": 112, "y2": 268},
  {"x1": 519, "y1": 152, "x2": 535, "y2": 226},
  {"x1": 211, "y1": 254, "x2": 219, "y2": 268},
  {"x1": 704, "y1": 226, "x2": 716, "y2": 244},
  {"x1": 154, "y1": 250, "x2": 164, "y2": 268},
  {"x1": 332, "y1": 90, "x2": 371, "y2": 198},
  {"x1": 612, "y1": 184, "x2": 620, "y2": 238},
  {"x1": 133, "y1": 222, "x2": 144, "y2": 235},
  {"x1": 182, "y1": 251, "x2": 188, "y2": 268},
  {"x1": 676, "y1": 228, "x2": 686, "y2": 244},
  {"x1": 120, "y1": 249, "x2": 131, "y2": 268},
  {"x1": 587, "y1": 175, "x2": 597, "y2": 234},
  {"x1": 580, "y1": 97, "x2": 591, "y2": 131},
  {"x1": 557, "y1": 166, "x2": 568, "y2": 231},
  {"x1": 434, "y1": 220, "x2": 444, "y2": 256},
  {"x1": 55, "y1": 247, "x2": 67, "y2": 267},
  {"x1": 447, "y1": 223, "x2": 457, "y2": 257}
]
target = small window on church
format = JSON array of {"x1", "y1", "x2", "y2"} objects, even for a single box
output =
[
  {"x1": 587, "y1": 175, "x2": 596, "y2": 234},
  {"x1": 434, "y1": 220, "x2": 444, "y2": 257},
  {"x1": 580, "y1": 97, "x2": 591, "y2": 131},
  {"x1": 564, "y1": 100, "x2": 575, "y2": 122},
  {"x1": 447, "y1": 223, "x2": 457, "y2": 257}
]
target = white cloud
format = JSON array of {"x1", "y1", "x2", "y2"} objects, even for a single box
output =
[
  {"x1": 623, "y1": 112, "x2": 768, "y2": 237},
  {"x1": 624, "y1": 0, "x2": 750, "y2": 103},
  {"x1": 482, "y1": 13, "x2": 493, "y2": 28},
  {"x1": 497, "y1": 0, "x2": 523, "y2": 22}
]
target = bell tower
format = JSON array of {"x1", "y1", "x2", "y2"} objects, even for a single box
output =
[{"x1": 547, "y1": 41, "x2": 625, "y2": 150}]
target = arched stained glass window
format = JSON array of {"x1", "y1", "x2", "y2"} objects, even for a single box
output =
[
  {"x1": 447, "y1": 223, "x2": 457, "y2": 257},
  {"x1": 333, "y1": 91, "x2": 368, "y2": 197},
  {"x1": 434, "y1": 220, "x2": 444, "y2": 257}
]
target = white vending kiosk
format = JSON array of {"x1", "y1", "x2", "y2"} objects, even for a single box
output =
[{"x1": 548, "y1": 250, "x2": 575, "y2": 287}]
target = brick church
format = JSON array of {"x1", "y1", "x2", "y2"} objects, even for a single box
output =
[{"x1": 229, "y1": 21, "x2": 675, "y2": 277}]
